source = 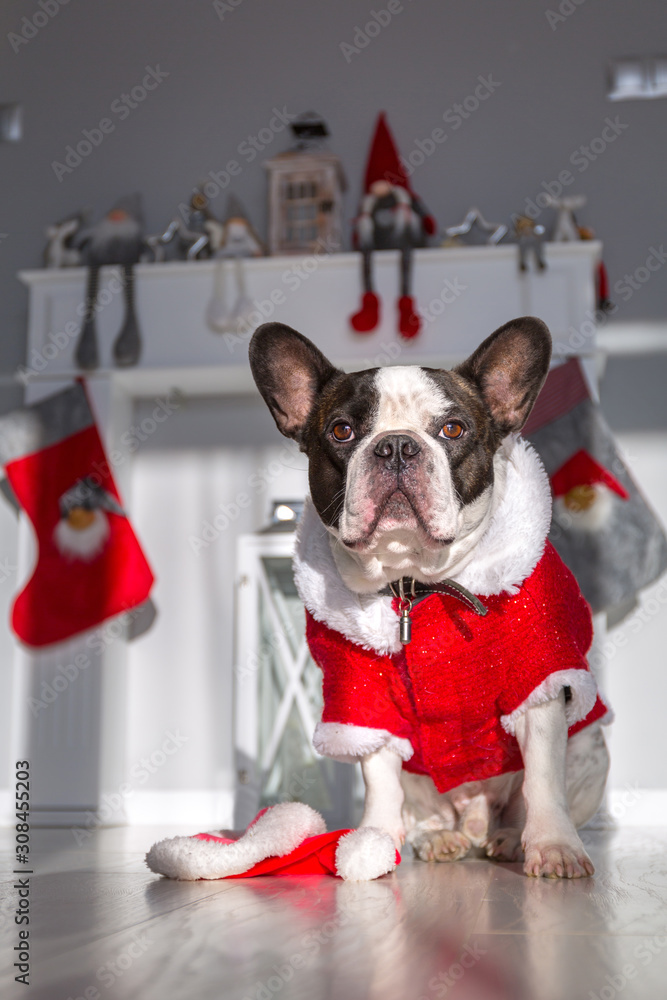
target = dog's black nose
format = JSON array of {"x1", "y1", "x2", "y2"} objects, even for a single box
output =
[{"x1": 374, "y1": 434, "x2": 421, "y2": 469}]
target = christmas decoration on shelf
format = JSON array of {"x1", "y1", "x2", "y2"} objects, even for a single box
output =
[
  {"x1": 349, "y1": 112, "x2": 436, "y2": 339},
  {"x1": 0, "y1": 382, "x2": 156, "y2": 649},
  {"x1": 544, "y1": 194, "x2": 587, "y2": 242},
  {"x1": 264, "y1": 111, "x2": 347, "y2": 256},
  {"x1": 443, "y1": 207, "x2": 507, "y2": 247},
  {"x1": 523, "y1": 358, "x2": 667, "y2": 621},
  {"x1": 206, "y1": 194, "x2": 265, "y2": 335},
  {"x1": 43, "y1": 209, "x2": 89, "y2": 268},
  {"x1": 542, "y1": 193, "x2": 613, "y2": 313},
  {"x1": 513, "y1": 215, "x2": 547, "y2": 272},
  {"x1": 73, "y1": 194, "x2": 145, "y2": 370},
  {"x1": 145, "y1": 185, "x2": 224, "y2": 263},
  {"x1": 146, "y1": 802, "x2": 399, "y2": 882}
]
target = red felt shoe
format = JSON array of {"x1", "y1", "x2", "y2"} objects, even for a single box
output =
[
  {"x1": 398, "y1": 296, "x2": 421, "y2": 339},
  {"x1": 350, "y1": 291, "x2": 380, "y2": 333}
]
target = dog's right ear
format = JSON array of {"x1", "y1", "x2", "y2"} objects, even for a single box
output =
[{"x1": 249, "y1": 323, "x2": 340, "y2": 442}]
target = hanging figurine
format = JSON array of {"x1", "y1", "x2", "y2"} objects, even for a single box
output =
[
  {"x1": 44, "y1": 210, "x2": 89, "y2": 268},
  {"x1": 514, "y1": 215, "x2": 547, "y2": 272},
  {"x1": 349, "y1": 113, "x2": 436, "y2": 340},
  {"x1": 206, "y1": 194, "x2": 265, "y2": 334},
  {"x1": 74, "y1": 194, "x2": 145, "y2": 370}
]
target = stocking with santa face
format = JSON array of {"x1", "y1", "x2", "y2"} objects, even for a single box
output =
[
  {"x1": 523, "y1": 358, "x2": 667, "y2": 620},
  {"x1": 0, "y1": 382, "x2": 155, "y2": 648}
]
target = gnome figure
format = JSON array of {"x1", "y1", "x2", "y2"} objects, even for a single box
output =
[
  {"x1": 74, "y1": 194, "x2": 145, "y2": 370},
  {"x1": 54, "y1": 476, "x2": 126, "y2": 562},
  {"x1": 514, "y1": 215, "x2": 547, "y2": 272},
  {"x1": 350, "y1": 113, "x2": 436, "y2": 339},
  {"x1": 206, "y1": 195, "x2": 265, "y2": 334}
]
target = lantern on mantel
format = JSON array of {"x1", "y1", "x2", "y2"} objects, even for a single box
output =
[{"x1": 263, "y1": 111, "x2": 347, "y2": 256}]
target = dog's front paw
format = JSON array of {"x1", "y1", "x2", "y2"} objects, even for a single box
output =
[
  {"x1": 360, "y1": 816, "x2": 405, "y2": 851},
  {"x1": 522, "y1": 836, "x2": 594, "y2": 879},
  {"x1": 485, "y1": 827, "x2": 523, "y2": 863},
  {"x1": 410, "y1": 829, "x2": 471, "y2": 863}
]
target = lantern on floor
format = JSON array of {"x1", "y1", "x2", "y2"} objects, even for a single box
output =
[
  {"x1": 263, "y1": 111, "x2": 347, "y2": 255},
  {"x1": 234, "y1": 522, "x2": 359, "y2": 831}
]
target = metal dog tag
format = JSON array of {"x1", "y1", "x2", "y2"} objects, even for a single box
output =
[{"x1": 399, "y1": 604, "x2": 412, "y2": 645}]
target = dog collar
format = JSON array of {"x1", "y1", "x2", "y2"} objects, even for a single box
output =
[{"x1": 380, "y1": 577, "x2": 488, "y2": 645}]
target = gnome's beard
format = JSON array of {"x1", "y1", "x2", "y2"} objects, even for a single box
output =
[
  {"x1": 53, "y1": 510, "x2": 110, "y2": 561},
  {"x1": 89, "y1": 216, "x2": 142, "y2": 263},
  {"x1": 553, "y1": 485, "x2": 614, "y2": 532}
]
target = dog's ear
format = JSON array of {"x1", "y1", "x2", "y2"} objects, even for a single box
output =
[
  {"x1": 249, "y1": 323, "x2": 340, "y2": 442},
  {"x1": 456, "y1": 316, "x2": 552, "y2": 434}
]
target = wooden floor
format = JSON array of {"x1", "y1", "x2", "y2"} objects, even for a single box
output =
[{"x1": 2, "y1": 823, "x2": 667, "y2": 1000}]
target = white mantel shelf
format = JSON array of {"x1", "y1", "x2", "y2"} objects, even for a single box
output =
[{"x1": 19, "y1": 242, "x2": 602, "y2": 397}]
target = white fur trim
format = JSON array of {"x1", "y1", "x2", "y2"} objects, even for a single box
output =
[
  {"x1": 145, "y1": 802, "x2": 326, "y2": 881},
  {"x1": 500, "y1": 669, "x2": 598, "y2": 736},
  {"x1": 313, "y1": 721, "x2": 413, "y2": 763},
  {"x1": 294, "y1": 501, "x2": 403, "y2": 655},
  {"x1": 452, "y1": 437, "x2": 552, "y2": 597},
  {"x1": 0, "y1": 409, "x2": 42, "y2": 467},
  {"x1": 335, "y1": 827, "x2": 397, "y2": 881},
  {"x1": 53, "y1": 510, "x2": 110, "y2": 561},
  {"x1": 294, "y1": 437, "x2": 552, "y2": 655}
]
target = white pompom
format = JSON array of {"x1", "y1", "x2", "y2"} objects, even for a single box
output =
[{"x1": 335, "y1": 827, "x2": 397, "y2": 882}]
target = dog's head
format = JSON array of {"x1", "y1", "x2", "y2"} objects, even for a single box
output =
[{"x1": 249, "y1": 318, "x2": 551, "y2": 585}]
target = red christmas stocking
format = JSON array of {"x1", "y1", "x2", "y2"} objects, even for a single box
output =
[{"x1": 0, "y1": 382, "x2": 155, "y2": 648}]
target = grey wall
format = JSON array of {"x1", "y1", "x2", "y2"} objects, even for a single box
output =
[{"x1": 1, "y1": 0, "x2": 666, "y2": 389}]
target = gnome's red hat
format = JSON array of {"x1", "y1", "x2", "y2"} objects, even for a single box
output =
[
  {"x1": 551, "y1": 449, "x2": 630, "y2": 500},
  {"x1": 363, "y1": 112, "x2": 413, "y2": 194}
]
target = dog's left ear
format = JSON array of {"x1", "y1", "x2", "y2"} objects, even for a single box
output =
[
  {"x1": 249, "y1": 323, "x2": 340, "y2": 443},
  {"x1": 456, "y1": 316, "x2": 552, "y2": 434}
]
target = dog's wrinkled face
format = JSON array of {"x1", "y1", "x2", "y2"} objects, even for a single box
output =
[{"x1": 249, "y1": 318, "x2": 551, "y2": 580}]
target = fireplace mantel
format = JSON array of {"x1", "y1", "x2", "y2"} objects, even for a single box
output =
[{"x1": 19, "y1": 241, "x2": 601, "y2": 398}]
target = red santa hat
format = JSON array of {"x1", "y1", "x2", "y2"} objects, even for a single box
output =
[
  {"x1": 551, "y1": 449, "x2": 630, "y2": 500},
  {"x1": 146, "y1": 802, "x2": 399, "y2": 882}
]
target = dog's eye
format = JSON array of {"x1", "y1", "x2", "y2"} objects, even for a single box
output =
[
  {"x1": 439, "y1": 422, "x2": 464, "y2": 440},
  {"x1": 331, "y1": 422, "x2": 355, "y2": 442}
]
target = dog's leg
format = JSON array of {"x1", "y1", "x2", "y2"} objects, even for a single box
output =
[
  {"x1": 359, "y1": 746, "x2": 406, "y2": 850},
  {"x1": 514, "y1": 691, "x2": 595, "y2": 878},
  {"x1": 486, "y1": 723, "x2": 609, "y2": 864}
]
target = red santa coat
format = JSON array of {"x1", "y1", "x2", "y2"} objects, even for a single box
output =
[{"x1": 306, "y1": 541, "x2": 608, "y2": 794}]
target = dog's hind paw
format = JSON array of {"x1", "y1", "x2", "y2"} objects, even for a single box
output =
[
  {"x1": 485, "y1": 827, "x2": 523, "y2": 863},
  {"x1": 411, "y1": 829, "x2": 471, "y2": 863}
]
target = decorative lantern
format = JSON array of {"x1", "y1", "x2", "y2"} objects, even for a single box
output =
[
  {"x1": 234, "y1": 527, "x2": 359, "y2": 830},
  {"x1": 263, "y1": 112, "x2": 347, "y2": 256}
]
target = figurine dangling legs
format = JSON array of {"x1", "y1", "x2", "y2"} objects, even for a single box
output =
[
  {"x1": 75, "y1": 265, "x2": 101, "y2": 371},
  {"x1": 112, "y1": 263, "x2": 142, "y2": 367},
  {"x1": 397, "y1": 238, "x2": 420, "y2": 339},
  {"x1": 350, "y1": 230, "x2": 422, "y2": 340},
  {"x1": 350, "y1": 247, "x2": 380, "y2": 333}
]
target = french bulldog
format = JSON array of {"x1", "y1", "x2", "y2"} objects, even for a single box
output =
[{"x1": 249, "y1": 318, "x2": 610, "y2": 878}]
